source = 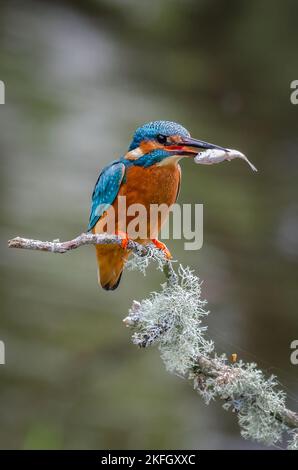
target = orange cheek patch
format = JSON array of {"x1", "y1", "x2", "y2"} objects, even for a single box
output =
[
  {"x1": 129, "y1": 136, "x2": 190, "y2": 158},
  {"x1": 125, "y1": 140, "x2": 160, "y2": 160},
  {"x1": 140, "y1": 137, "x2": 184, "y2": 153},
  {"x1": 170, "y1": 134, "x2": 183, "y2": 143},
  {"x1": 167, "y1": 135, "x2": 184, "y2": 151},
  {"x1": 139, "y1": 140, "x2": 161, "y2": 153}
]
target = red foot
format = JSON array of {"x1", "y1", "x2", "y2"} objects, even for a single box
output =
[
  {"x1": 116, "y1": 231, "x2": 130, "y2": 250},
  {"x1": 151, "y1": 239, "x2": 172, "y2": 259}
]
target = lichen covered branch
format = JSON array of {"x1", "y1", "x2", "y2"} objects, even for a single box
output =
[
  {"x1": 8, "y1": 233, "x2": 149, "y2": 256},
  {"x1": 124, "y1": 261, "x2": 298, "y2": 449},
  {"x1": 8, "y1": 234, "x2": 176, "y2": 281},
  {"x1": 8, "y1": 232, "x2": 298, "y2": 449}
]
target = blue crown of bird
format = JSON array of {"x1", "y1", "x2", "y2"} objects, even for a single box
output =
[{"x1": 89, "y1": 120, "x2": 226, "y2": 290}]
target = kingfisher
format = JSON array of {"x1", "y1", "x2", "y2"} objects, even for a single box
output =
[{"x1": 88, "y1": 121, "x2": 226, "y2": 290}]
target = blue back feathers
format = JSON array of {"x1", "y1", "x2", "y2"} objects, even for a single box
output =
[{"x1": 88, "y1": 161, "x2": 125, "y2": 230}]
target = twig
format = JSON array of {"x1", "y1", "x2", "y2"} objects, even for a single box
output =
[
  {"x1": 8, "y1": 233, "x2": 175, "y2": 282},
  {"x1": 195, "y1": 354, "x2": 298, "y2": 431},
  {"x1": 8, "y1": 233, "x2": 148, "y2": 255}
]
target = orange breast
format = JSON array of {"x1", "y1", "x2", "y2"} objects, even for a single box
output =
[
  {"x1": 123, "y1": 162, "x2": 180, "y2": 207},
  {"x1": 96, "y1": 162, "x2": 181, "y2": 242}
]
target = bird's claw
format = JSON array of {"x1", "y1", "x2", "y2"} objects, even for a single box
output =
[
  {"x1": 116, "y1": 231, "x2": 130, "y2": 250},
  {"x1": 151, "y1": 239, "x2": 172, "y2": 259}
]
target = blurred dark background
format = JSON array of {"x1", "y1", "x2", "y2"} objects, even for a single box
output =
[{"x1": 1, "y1": 0, "x2": 298, "y2": 450}]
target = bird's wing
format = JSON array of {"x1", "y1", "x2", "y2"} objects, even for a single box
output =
[{"x1": 88, "y1": 161, "x2": 126, "y2": 231}]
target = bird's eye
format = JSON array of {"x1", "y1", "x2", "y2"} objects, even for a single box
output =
[{"x1": 156, "y1": 134, "x2": 168, "y2": 145}]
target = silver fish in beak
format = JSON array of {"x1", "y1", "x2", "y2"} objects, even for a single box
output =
[{"x1": 194, "y1": 148, "x2": 258, "y2": 172}]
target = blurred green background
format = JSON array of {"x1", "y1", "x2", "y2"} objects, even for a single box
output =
[{"x1": 1, "y1": 0, "x2": 298, "y2": 450}]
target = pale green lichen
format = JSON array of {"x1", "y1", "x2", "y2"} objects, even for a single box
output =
[
  {"x1": 125, "y1": 258, "x2": 298, "y2": 449},
  {"x1": 125, "y1": 245, "x2": 168, "y2": 275},
  {"x1": 129, "y1": 265, "x2": 213, "y2": 375},
  {"x1": 196, "y1": 359, "x2": 287, "y2": 446},
  {"x1": 288, "y1": 430, "x2": 298, "y2": 450}
]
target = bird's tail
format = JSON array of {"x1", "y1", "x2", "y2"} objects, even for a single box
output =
[{"x1": 95, "y1": 245, "x2": 129, "y2": 291}]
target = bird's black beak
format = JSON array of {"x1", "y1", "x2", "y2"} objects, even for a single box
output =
[{"x1": 179, "y1": 136, "x2": 228, "y2": 154}]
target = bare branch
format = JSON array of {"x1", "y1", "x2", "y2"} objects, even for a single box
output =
[
  {"x1": 8, "y1": 233, "x2": 149, "y2": 256},
  {"x1": 8, "y1": 233, "x2": 176, "y2": 284}
]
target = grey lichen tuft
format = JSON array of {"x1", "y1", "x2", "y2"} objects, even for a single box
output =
[
  {"x1": 195, "y1": 359, "x2": 287, "y2": 446},
  {"x1": 125, "y1": 245, "x2": 168, "y2": 275},
  {"x1": 125, "y1": 264, "x2": 213, "y2": 374},
  {"x1": 288, "y1": 431, "x2": 298, "y2": 450}
]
